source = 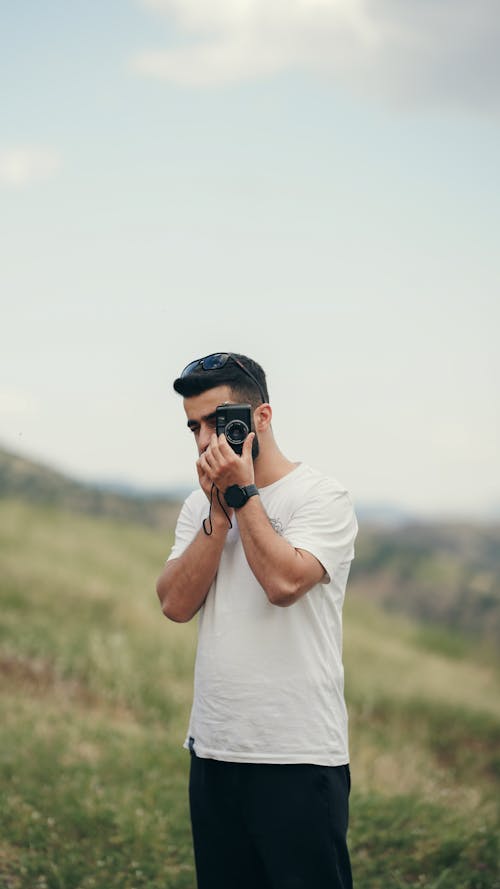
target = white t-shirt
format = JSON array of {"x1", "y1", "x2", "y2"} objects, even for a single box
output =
[{"x1": 167, "y1": 462, "x2": 358, "y2": 766}]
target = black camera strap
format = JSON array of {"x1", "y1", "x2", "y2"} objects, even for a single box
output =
[{"x1": 202, "y1": 483, "x2": 233, "y2": 536}]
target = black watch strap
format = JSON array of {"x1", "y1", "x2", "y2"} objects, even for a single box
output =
[{"x1": 224, "y1": 483, "x2": 259, "y2": 509}]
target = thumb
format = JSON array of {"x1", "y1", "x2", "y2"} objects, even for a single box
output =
[{"x1": 243, "y1": 431, "x2": 255, "y2": 460}]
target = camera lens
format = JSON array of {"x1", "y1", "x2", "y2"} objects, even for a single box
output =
[{"x1": 225, "y1": 419, "x2": 249, "y2": 445}]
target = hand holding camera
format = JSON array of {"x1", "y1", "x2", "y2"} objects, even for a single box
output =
[{"x1": 198, "y1": 403, "x2": 255, "y2": 496}]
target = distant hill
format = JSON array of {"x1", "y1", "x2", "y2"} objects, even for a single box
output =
[
  {"x1": 350, "y1": 520, "x2": 500, "y2": 644},
  {"x1": 0, "y1": 446, "x2": 182, "y2": 529}
]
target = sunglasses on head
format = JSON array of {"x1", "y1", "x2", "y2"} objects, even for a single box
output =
[{"x1": 180, "y1": 352, "x2": 267, "y2": 404}]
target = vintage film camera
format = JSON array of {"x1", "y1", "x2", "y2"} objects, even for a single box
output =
[{"x1": 215, "y1": 403, "x2": 252, "y2": 455}]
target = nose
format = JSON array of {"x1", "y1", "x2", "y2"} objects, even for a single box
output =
[{"x1": 197, "y1": 425, "x2": 212, "y2": 455}]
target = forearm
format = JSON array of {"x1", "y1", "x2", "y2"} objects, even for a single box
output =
[
  {"x1": 236, "y1": 497, "x2": 323, "y2": 606},
  {"x1": 156, "y1": 517, "x2": 229, "y2": 622}
]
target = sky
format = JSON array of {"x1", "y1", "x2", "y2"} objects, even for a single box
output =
[{"x1": 1, "y1": 0, "x2": 499, "y2": 518}]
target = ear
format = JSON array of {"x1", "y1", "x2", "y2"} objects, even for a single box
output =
[{"x1": 253, "y1": 403, "x2": 272, "y2": 433}]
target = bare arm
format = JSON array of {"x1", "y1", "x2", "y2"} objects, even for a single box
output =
[
  {"x1": 235, "y1": 495, "x2": 325, "y2": 606},
  {"x1": 156, "y1": 515, "x2": 230, "y2": 622},
  {"x1": 156, "y1": 459, "x2": 233, "y2": 623}
]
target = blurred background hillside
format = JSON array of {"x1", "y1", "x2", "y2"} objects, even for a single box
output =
[
  {"x1": 1, "y1": 447, "x2": 499, "y2": 888},
  {"x1": 2, "y1": 445, "x2": 499, "y2": 645}
]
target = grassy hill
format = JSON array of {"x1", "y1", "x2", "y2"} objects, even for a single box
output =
[{"x1": 1, "y1": 493, "x2": 499, "y2": 889}]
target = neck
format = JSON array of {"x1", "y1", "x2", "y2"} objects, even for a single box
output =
[{"x1": 253, "y1": 439, "x2": 297, "y2": 489}]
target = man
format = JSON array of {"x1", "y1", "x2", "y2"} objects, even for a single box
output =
[{"x1": 156, "y1": 352, "x2": 358, "y2": 889}]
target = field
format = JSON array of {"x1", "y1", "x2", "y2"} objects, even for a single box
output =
[{"x1": 1, "y1": 498, "x2": 499, "y2": 889}]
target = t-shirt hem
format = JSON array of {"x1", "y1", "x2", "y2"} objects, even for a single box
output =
[{"x1": 183, "y1": 740, "x2": 349, "y2": 767}]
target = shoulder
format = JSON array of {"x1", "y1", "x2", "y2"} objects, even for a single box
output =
[
  {"x1": 291, "y1": 466, "x2": 358, "y2": 534},
  {"x1": 273, "y1": 464, "x2": 356, "y2": 529},
  {"x1": 292, "y1": 464, "x2": 352, "y2": 503},
  {"x1": 183, "y1": 488, "x2": 206, "y2": 508},
  {"x1": 176, "y1": 488, "x2": 206, "y2": 522},
  {"x1": 281, "y1": 466, "x2": 358, "y2": 565}
]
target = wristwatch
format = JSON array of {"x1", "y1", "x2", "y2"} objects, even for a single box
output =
[{"x1": 224, "y1": 484, "x2": 259, "y2": 509}]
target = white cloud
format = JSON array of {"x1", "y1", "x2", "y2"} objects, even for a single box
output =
[
  {"x1": 0, "y1": 147, "x2": 61, "y2": 187},
  {"x1": 133, "y1": 0, "x2": 500, "y2": 110}
]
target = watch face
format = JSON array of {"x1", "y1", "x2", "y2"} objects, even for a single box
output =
[{"x1": 224, "y1": 485, "x2": 246, "y2": 508}]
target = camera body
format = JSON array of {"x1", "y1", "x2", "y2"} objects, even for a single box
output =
[{"x1": 216, "y1": 403, "x2": 252, "y2": 455}]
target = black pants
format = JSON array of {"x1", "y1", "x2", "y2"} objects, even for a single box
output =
[{"x1": 189, "y1": 752, "x2": 353, "y2": 889}]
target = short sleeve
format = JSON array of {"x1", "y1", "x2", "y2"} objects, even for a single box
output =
[
  {"x1": 284, "y1": 486, "x2": 358, "y2": 584},
  {"x1": 167, "y1": 491, "x2": 202, "y2": 562}
]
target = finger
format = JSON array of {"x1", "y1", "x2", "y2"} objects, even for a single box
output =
[
  {"x1": 217, "y1": 434, "x2": 234, "y2": 458},
  {"x1": 208, "y1": 434, "x2": 224, "y2": 464},
  {"x1": 197, "y1": 458, "x2": 209, "y2": 478},
  {"x1": 201, "y1": 444, "x2": 217, "y2": 469},
  {"x1": 242, "y1": 432, "x2": 255, "y2": 460},
  {"x1": 196, "y1": 461, "x2": 211, "y2": 491},
  {"x1": 198, "y1": 453, "x2": 213, "y2": 478}
]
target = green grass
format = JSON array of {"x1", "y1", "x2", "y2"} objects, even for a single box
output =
[
  {"x1": 1, "y1": 498, "x2": 499, "y2": 889},
  {"x1": 1, "y1": 692, "x2": 194, "y2": 889}
]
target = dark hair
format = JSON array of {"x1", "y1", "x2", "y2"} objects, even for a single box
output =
[{"x1": 173, "y1": 353, "x2": 269, "y2": 410}]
